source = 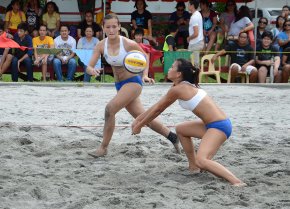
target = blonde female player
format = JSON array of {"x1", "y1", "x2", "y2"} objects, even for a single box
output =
[
  {"x1": 87, "y1": 14, "x2": 180, "y2": 157},
  {"x1": 132, "y1": 58, "x2": 246, "y2": 186}
]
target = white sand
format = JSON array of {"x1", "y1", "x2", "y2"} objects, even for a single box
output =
[{"x1": 0, "y1": 83, "x2": 289, "y2": 209}]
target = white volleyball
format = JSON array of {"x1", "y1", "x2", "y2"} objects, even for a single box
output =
[{"x1": 123, "y1": 50, "x2": 147, "y2": 74}]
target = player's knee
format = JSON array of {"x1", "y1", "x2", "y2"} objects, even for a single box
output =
[
  {"x1": 175, "y1": 123, "x2": 183, "y2": 135},
  {"x1": 104, "y1": 104, "x2": 116, "y2": 117},
  {"x1": 195, "y1": 155, "x2": 207, "y2": 169}
]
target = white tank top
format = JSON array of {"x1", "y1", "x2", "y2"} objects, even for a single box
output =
[
  {"x1": 104, "y1": 36, "x2": 127, "y2": 66},
  {"x1": 178, "y1": 81, "x2": 207, "y2": 111}
]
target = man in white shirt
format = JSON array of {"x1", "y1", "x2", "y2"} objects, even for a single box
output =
[
  {"x1": 187, "y1": 0, "x2": 204, "y2": 67},
  {"x1": 53, "y1": 25, "x2": 77, "y2": 81}
]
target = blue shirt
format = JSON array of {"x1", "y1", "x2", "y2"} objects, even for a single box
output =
[{"x1": 13, "y1": 33, "x2": 33, "y2": 58}]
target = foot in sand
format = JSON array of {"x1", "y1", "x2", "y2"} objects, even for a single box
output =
[{"x1": 88, "y1": 147, "x2": 108, "y2": 158}]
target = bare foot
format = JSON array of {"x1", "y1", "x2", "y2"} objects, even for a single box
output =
[
  {"x1": 189, "y1": 168, "x2": 201, "y2": 174},
  {"x1": 233, "y1": 182, "x2": 247, "y2": 187},
  {"x1": 88, "y1": 147, "x2": 108, "y2": 158}
]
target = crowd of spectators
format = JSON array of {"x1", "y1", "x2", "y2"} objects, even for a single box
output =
[{"x1": 0, "y1": 0, "x2": 290, "y2": 83}]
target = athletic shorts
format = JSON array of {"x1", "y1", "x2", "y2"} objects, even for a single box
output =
[
  {"x1": 115, "y1": 75, "x2": 143, "y2": 91},
  {"x1": 230, "y1": 63, "x2": 256, "y2": 75},
  {"x1": 205, "y1": 118, "x2": 232, "y2": 139}
]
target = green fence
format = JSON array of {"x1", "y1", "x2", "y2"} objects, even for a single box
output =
[{"x1": 163, "y1": 51, "x2": 192, "y2": 74}]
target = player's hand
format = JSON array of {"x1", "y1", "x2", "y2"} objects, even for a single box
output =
[
  {"x1": 142, "y1": 76, "x2": 155, "y2": 84},
  {"x1": 131, "y1": 120, "x2": 141, "y2": 135}
]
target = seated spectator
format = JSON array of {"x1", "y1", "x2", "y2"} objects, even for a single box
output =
[
  {"x1": 96, "y1": 2, "x2": 115, "y2": 25},
  {"x1": 42, "y1": 1, "x2": 60, "y2": 38},
  {"x1": 32, "y1": 25, "x2": 54, "y2": 81},
  {"x1": 256, "y1": 31, "x2": 280, "y2": 83},
  {"x1": 277, "y1": 20, "x2": 290, "y2": 55},
  {"x1": 256, "y1": 17, "x2": 268, "y2": 48},
  {"x1": 0, "y1": 25, "x2": 13, "y2": 80},
  {"x1": 9, "y1": 23, "x2": 33, "y2": 82},
  {"x1": 271, "y1": 16, "x2": 285, "y2": 49},
  {"x1": 200, "y1": 0, "x2": 217, "y2": 54},
  {"x1": 131, "y1": 0, "x2": 153, "y2": 41},
  {"x1": 53, "y1": 25, "x2": 77, "y2": 82},
  {"x1": 216, "y1": 0, "x2": 237, "y2": 51},
  {"x1": 77, "y1": 25, "x2": 99, "y2": 82},
  {"x1": 77, "y1": 10, "x2": 102, "y2": 40},
  {"x1": 169, "y1": 2, "x2": 191, "y2": 49},
  {"x1": 23, "y1": 0, "x2": 42, "y2": 35},
  {"x1": 211, "y1": 32, "x2": 258, "y2": 83},
  {"x1": 163, "y1": 24, "x2": 178, "y2": 52},
  {"x1": 133, "y1": 27, "x2": 149, "y2": 45},
  {"x1": 281, "y1": 47, "x2": 290, "y2": 83},
  {"x1": 4, "y1": 0, "x2": 26, "y2": 35},
  {"x1": 227, "y1": 5, "x2": 254, "y2": 43},
  {"x1": 281, "y1": 5, "x2": 290, "y2": 20}
]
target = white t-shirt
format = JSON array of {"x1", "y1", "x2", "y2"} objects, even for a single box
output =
[
  {"x1": 188, "y1": 10, "x2": 203, "y2": 45},
  {"x1": 228, "y1": 17, "x2": 252, "y2": 36},
  {"x1": 54, "y1": 35, "x2": 76, "y2": 56}
]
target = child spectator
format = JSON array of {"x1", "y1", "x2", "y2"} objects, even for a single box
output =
[
  {"x1": 4, "y1": 0, "x2": 26, "y2": 35},
  {"x1": 211, "y1": 32, "x2": 258, "y2": 83},
  {"x1": 77, "y1": 25, "x2": 99, "y2": 82},
  {"x1": 133, "y1": 27, "x2": 149, "y2": 45},
  {"x1": 0, "y1": 25, "x2": 13, "y2": 80},
  {"x1": 77, "y1": 10, "x2": 102, "y2": 40},
  {"x1": 163, "y1": 24, "x2": 178, "y2": 52},
  {"x1": 256, "y1": 31, "x2": 280, "y2": 83},
  {"x1": 9, "y1": 23, "x2": 33, "y2": 82},
  {"x1": 23, "y1": 0, "x2": 42, "y2": 35},
  {"x1": 53, "y1": 25, "x2": 77, "y2": 82},
  {"x1": 33, "y1": 25, "x2": 54, "y2": 81},
  {"x1": 169, "y1": 2, "x2": 191, "y2": 49},
  {"x1": 42, "y1": 1, "x2": 60, "y2": 38}
]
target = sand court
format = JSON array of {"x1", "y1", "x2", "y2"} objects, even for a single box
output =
[{"x1": 0, "y1": 83, "x2": 289, "y2": 209}]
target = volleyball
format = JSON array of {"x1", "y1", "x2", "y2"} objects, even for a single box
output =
[{"x1": 123, "y1": 50, "x2": 147, "y2": 74}]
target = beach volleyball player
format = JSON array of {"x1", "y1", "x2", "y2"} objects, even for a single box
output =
[{"x1": 86, "y1": 14, "x2": 180, "y2": 157}]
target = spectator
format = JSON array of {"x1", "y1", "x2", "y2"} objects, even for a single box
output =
[
  {"x1": 53, "y1": 25, "x2": 77, "y2": 82},
  {"x1": 96, "y1": 1, "x2": 115, "y2": 25},
  {"x1": 0, "y1": 25, "x2": 13, "y2": 80},
  {"x1": 277, "y1": 19, "x2": 290, "y2": 54},
  {"x1": 77, "y1": 10, "x2": 102, "y2": 40},
  {"x1": 169, "y1": 2, "x2": 191, "y2": 49},
  {"x1": 281, "y1": 5, "x2": 289, "y2": 20},
  {"x1": 256, "y1": 17, "x2": 268, "y2": 48},
  {"x1": 200, "y1": 0, "x2": 217, "y2": 54},
  {"x1": 131, "y1": 0, "x2": 153, "y2": 40},
  {"x1": 9, "y1": 23, "x2": 33, "y2": 82},
  {"x1": 42, "y1": 1, "x2": 60, "y2": 38},
  {"x1": 4, "y1": 0, "x2": 26, "y2": 35},
  {"x1": 271, "y1": 16, "x2": 285, "y2": 49},
  {"x1": 187, "y1": 0, "x2": 204, "y2": 67},
  {"x1": 77, "y1": 25, "x2": 99, "y2": 82},
  {"x1": 211, "y1": 32, "x2": 258, "y2": 83},
  {"x1": 227, "y1": 5, "x2": 254, "y2": 43},
  {"x1": 216, "y1": 0, "x2": 237, "y2": 51},
  {"x1": 281, "y1": 47, "x2": 290, "y2": 83},
  {"x1": 23, "y1": 0, "x2": 42, "y2": 35},
  {"x1": 32, "y1": 25, "x2": 54, "y2": 81},
  {"x1": 133, "y1": 27, "x2": 149, "y2": 45},
  {"x1": 163, "y1": 24, "x2": 178, "y2": 52},
  {"x1": 256, "y1": 31, "x2": 280, "y2": 83}
]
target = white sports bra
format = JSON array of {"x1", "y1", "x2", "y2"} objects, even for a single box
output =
[
  {"x1": 178, "y1": 82, "x2": 207, "y2": 111},
  {"x1": 104, "y1": 36, "x2": 127, "y2": 66}
]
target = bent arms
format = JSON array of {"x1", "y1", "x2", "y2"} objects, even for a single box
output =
[{"x1": 132, "y1": 87, "x2": 178, "y2": 134}]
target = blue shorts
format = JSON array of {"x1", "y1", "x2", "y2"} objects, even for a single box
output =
[
  {"x1": 115, "y1": 75, "x2": 143, "y2": 91},
  {"x1": 205, "y1": 118, "x2": 232, "y2": 139}
]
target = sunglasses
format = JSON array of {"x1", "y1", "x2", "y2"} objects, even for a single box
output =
[
  {"x1": 259, "y1": 21, "x2": 267, "y2": 24},
  {"x1": 286, "y1": 24, "x2": 290, "y2": 27},
  {"x1": 227, "y1": 4, "x2": 235, "y2": 6},
  {"x1": 177, "y1": 9, "x2": 184, "y2": 11}
]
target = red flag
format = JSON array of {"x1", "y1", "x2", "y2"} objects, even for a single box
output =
[
  {"x1": 139, "y1": 43, "x2": 163, "y2": 63},
  {"x1": 0, "y1": 32, "x2": 21, "y2": 48}
]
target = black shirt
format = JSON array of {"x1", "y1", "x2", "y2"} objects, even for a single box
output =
[
  {"x1": 131, "y1": 10, "x2": 152, "y2": 29},
  {"x1": 225, "y1": 42, "x2": 254, "y2": 66}
]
